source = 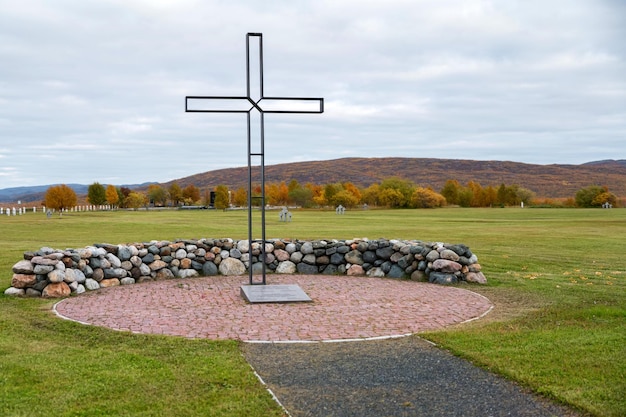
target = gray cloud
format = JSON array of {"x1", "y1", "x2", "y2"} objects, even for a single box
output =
[{"x1": 0, "y1": 0, "x2": 624, "y2": 188}]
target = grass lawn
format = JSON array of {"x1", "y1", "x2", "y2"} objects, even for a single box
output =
[{"x1": 1, "y1": 207, "x2": 624, "y2": 416}]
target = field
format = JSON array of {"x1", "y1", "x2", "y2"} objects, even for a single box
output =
[{"x1": 1, "y1": 208, "x2": 624, "y2": 416}]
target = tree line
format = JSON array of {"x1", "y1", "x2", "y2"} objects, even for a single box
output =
[{"x1": 43, "y1": 179, "x2": 620, "y2": 212}]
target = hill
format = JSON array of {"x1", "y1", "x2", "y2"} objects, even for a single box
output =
[
  {"x1": 163, "y1": 158, "x2": 626, "y2": 199},
  {"x1": 3, "y1": 159, "x2": 624, "y2": 203}
]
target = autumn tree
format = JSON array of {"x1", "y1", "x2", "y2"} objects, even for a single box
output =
[
  {"x1": 118, "y1": 187, "x2": 131, "y2": 208},
  {"x1": 379, "y1": 177, "x2": 415, "y2": 208},
  {"x1": 361, "y1": 183, "x2": 380, "y2": 206},
  {"x1": 266, "y1": 182, "x2": 289, "y2": 206},
  {"x1": 214, "y1": 185, "x2": 230, "y2": 209},
  {"x1": 483, "y1": 185, "x2": 498, "y2": 207},
  {"x1": 87, "y1": 182, "x2": 106, "y2": 205},
  {"x1": 592, "y1": 190, "x2": 618, "y2": 207},
  {"x1": 126, "y1": 191, "x2": 147, "y2": 210},
  {"x1": 182, "y1": 184, "x2": 200, "y2": 205},
  {"x1": 323, "y1": 183, "x2": 342, "y2": 206},
  {"x1": 378, "y1": 188, "x2": 405, "y2": 208},
  {"x1": 44, "y1": 184, "x2": 77, "y2": 215},
  {"x1": 343, "y1": 182, "x2": 362, "y2": 203},
  {"x1": 516, "y1": 187, "x2": 536, "y2": 205},
  {"x1": 232, "y1": 187, "x2": 247, "y2": 207},
  {"x1": 105, "y1": 184, "x2": 119, "y2": 207},
  {"x1": 307, "y1": 183, "x2": 325, "y2": 206},
  {"x1": 331, "y1": 190, "x2": 360, "y2": 208},
  {"x1": 467, "y1": 181, "x2": 484, "y2": 207},
  {"x1": 168, "y1": 183, "x2": 183, "y2": 206},
  {"x1": 411, "y1": 187, "x2": 446, "y2": 208},
  {"x1": 576, "y1": 185, "x2": 617, "y2": 207},
  {"x1": 147, "y1": 185, "x2": 167, "y2": 206},
  {"x1": 440, "y1": 179, "x2": 461, "y2": 205}
]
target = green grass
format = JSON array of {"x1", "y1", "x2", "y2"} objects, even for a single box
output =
[{"x1": 1, "y1": 207, "x2": 625, "y2": 416}]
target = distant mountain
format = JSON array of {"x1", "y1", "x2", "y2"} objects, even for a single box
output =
[
  {"x1": 0, "y1": 182, "x2": 156, "y2": 203},
  {"x1": 159, "y1": 158, "x2": 626, "y2": 199}
]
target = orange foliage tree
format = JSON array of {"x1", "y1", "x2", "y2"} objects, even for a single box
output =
[{"x1": 44, "y1": 184, "x2": 77, "y2": 214}]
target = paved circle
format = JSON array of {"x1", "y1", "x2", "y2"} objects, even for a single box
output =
[{"x1": 54, "y1": 275, "x2": 493, "y2": 342}]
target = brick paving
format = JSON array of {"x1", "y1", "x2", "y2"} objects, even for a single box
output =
[{"x1": 53, "y1": 275, "x2": 493, "y2": 342}]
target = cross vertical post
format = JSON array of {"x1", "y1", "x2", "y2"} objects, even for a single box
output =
[{"x1": 185, "y1": 33, "x2": 323, "y2": 286}]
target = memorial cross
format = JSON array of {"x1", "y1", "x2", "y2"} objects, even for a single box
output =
[{"x1": 186, "y1": 33, "x2": 323, "y2": 285}]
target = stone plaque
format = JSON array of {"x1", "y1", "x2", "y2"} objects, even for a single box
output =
[{"x1": 240, "y1": 284, "x2": 312, "y2": 304}]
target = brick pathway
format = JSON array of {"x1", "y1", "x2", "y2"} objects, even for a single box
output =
[{"x1": 54, "y1": 275, "x2": 493, "y2": 342}]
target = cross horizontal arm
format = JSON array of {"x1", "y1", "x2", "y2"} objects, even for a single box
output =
[
  {"x1": 258, "y1": 97, "x2": 324, "y2": 114},
  {"x1": 185, "y1": 96, "x2": 253, "y2": 113}
]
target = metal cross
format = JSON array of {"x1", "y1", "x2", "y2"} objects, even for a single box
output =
[{"x1": 186, "y1": 32, "x2": 324, "y2": 285}]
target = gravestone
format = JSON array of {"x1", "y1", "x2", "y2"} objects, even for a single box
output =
[
  {"x1": 279, "y1": 207, "x2": 292, "y2": 222},
  {"x1": 185, "y1": 33, "x2": 322, "y2": 303}
]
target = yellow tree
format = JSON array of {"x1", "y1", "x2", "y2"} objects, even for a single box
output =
[
  {"x1": 214, "y1": 185, "x2": 230, "y2": 209},
  {"x1": 44, "y1": 184, "x2": 77, "y2": 215},
  {"x1": 147, "y1": 184, "x2": 167, "y2": 206},
  {"x1": 361, "y1": 183, "x2": 380, "y2": 206},
  {"x1": 467, "y1": 181, "x2": 484, "y2": 207},
  {"x1": 105, "y1": 184, "x2": 119, "y2": 207},
  {"x1": 168, "y1": 183, "x2": 183, "y2": 206},
  {"x1": 232, "y1": 187, "x2": 247, "y2": 207},
  {"x1": 126, "y1": 191, "x2": 147, "y2": 210},
  {"x1": 411, "y1": 187, "x2": 446, "y2": 208}
]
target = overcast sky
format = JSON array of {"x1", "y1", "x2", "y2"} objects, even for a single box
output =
[{"x1": 1, "y1": 0, "x2": 624, "y2": 189}]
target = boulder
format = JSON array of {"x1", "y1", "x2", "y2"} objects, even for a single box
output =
[
  {"x1": 218, "y1": 258, "x2": 246, "y2": 276},
  {"x1": 155, "y1": 268, "x2": 175, "y2": 280},
  {"x1": 177, "y1": 269, "x2": 199, "y2": 279},
  {"x1": 202, "y1": 262, "x2": 218, "y2": 276},
  {"x1": 375, "y1": 246, "x2": 395, "y2": 260},
  {"x1": 274, "y1": 249, "x2": 290, "y2": 262},
  {"x1": 344, "y1": 250, "x2": 364, "y2": 265},
  {"x1": 465, "y1": 272, "x2": 487, "y2": 284},
  {"x1": 12, "y1": 260, "x2": 34, "y2": 274},
  {"x1": 300, "y1": 241, "x2": 314, "y2": 255},
  {"x1": 276, "y1": 260, "x2": 297, "y2": 274},
  {"x1": 296, "y1": 262, "x2": 318, "y2": 274},
  {"x1": 4, "y1": 287, "x2": 25, "y2": 296},
  {"x1": 106, "y1": 253, "x2": 122, "y2": 268},
  {"x1": 149, "y1": 260, "x2": 168, "y2": 271},
  {"x1": 85, "y1": 279, "x2": 100, "y2": 291},
  {"x1": 347, "y1": 264, "x2": 365, "y2": 276},
  {"x1": 426, "y1": 250, "x2": 440, "y2": 262},
  {"x1": 100, "y1": 278, "x2": 120, "y2": 288},
  {"x1": 366, "y1": 267, "x2": 385, "y2": 278},
  {"x1": 410, "y1": 270, "x2": 428, "y2": 282},
  {"x1": 285, "y1": 243, "x2": 297, "y2": 254},
  {"x1": 42, "y1": 282, "x2": 71, "y2": 298},
  {"x1": 302, "y1": 254, "x2": 317, "y2": 265},
  {"x1": 387, "y1": 264, "x2": 405, "y2": 278},
  {"x1": 429, "y1": 272, "x2": 458, "y2": 285},
  {"x1": 432, "y1": 259, "x2": 463, "y2": 273},
  {"x1": 11, "y1": 273, "x2": 37, "y2": 289},
  {"x1": 440, "y1": 249, "x2": 460, "y2": 262},
  {"x1": 64, "y1": 269, "x2": 77, "y2": 283},
  {"x1": 48, "y1": 270, "x2": 65, "y2": 283}
]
